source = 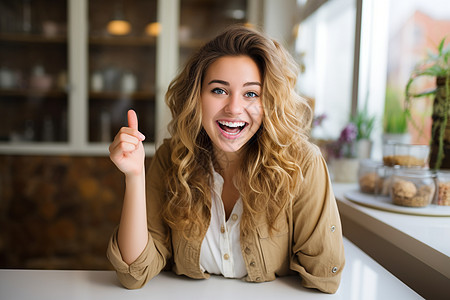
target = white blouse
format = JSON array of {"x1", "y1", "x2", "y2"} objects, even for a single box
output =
[{"x1": 199, "y1": 170, "x2": 248, "y2": 278}]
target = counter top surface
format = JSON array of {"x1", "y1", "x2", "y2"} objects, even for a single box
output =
[
  {"x1": 333, "y1": 182, "x2": 450, "y2": 299},
  {"x1": 0, "y1": 238, "x2": 421, "y2": 300},
  {"x1": 333, "y1": 183, "x2": 450, "y2": 260}
]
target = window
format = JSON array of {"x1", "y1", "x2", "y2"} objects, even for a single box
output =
[
  {"x1": 383, "y1": 0, "x2": 450, "y2": 145},
  {"x1": 296, "y1": 0, "x2": 356, "y2": 139},
  {"x1": 296, "y1": 0, "x2": 450, "y2": 160}
]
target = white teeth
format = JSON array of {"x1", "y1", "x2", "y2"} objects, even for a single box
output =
[{"x1": 218, "y1": 120, "x2": 246, "y2": 127}]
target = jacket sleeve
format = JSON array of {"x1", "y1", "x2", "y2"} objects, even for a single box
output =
[
  {"x1": 106, "y1": 140, "x2": 173, "y2": 289},
  {"x1": 289, "y1": 146, "x2": 345, "y2": 293}
]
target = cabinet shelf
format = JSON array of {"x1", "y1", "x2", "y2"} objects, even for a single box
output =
[
  {"x1": 89, "y1": 36, "x2": 156, "y2": 47},
  {"x1": 0, "y1": 33, "x2": 67, "y2": 44},
  {"x1": 180, "y1": 38, "x2": 206, "y2": 49},
  {"x1": 89, "y1": 91, "x2": 155, "y2": 100},
  {"x1": 0, "y1": 88, "x2": 67, "y2": 99}
]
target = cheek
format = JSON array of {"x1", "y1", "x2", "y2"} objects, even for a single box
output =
[
  {"x1": 200, "y1": 95, "x2": 216, "y2": 126},
  {"x1": 248, "y1": 100, "x2": 264, "y2": 125}
]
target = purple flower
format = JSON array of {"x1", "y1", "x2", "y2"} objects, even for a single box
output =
[
  {"x1": 312, "y1": 113, "x2": 327, "y2": 127},
  {"x1": 326, "y1": 122, "x2": 358, "y2": 159},
  {"x1": 338, "y1": 123, "x2": 357, "y2": 143}
]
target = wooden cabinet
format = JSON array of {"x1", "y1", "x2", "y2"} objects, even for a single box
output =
[
  {"x1": 179, "y1": 0, "x2": 248, "y2": 65},
  {"x1": 0, "y1": 0, "x2": 68, "y2": 143},
  {"x1": 0, "y1": 0, "x2": 253, "y2": 155},
  {"x1": 87, "y1": 0, "x2": 158, "y2": 143}
]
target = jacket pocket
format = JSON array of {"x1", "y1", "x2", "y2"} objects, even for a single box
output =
[
  {"x1": 171, "y1": 229, "x2": 205, "y2": 278},
  {"x1": 256, "y1": 217, "x2": 290, "y2": 274}
]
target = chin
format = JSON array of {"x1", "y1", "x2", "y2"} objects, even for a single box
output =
[{"x1": 214, "y1": 140, "x2": 246, "y2": 154}]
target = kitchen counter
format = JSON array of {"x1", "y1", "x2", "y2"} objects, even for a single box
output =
[
  {"x1": 333, "y1": 183, "x2": 450, "y2": 299},
  {"x1": 0, "y1": 238, "x2": 421, "y2": 300}
]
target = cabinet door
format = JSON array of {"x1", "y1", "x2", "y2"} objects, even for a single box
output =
[
  {"x1": 0, "y1": 0, "x2": 68, "y2": 143},
  {"x1": 179, "y1": 0, "x2": 249, "y2": 66},
  {"x1": 88, "y1": 0, "x2": 157, "y2": 143}
]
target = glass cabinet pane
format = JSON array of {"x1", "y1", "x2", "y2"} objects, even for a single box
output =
[
  {"x1": 0, "y1": 0, "x2": 68, "y2": 142},
  {"x1": 88, "y1": 0, "x2": 157, "y2": 143},
  {"x1": 179, "y1": 0, "x2": 248, "y2": 66}
]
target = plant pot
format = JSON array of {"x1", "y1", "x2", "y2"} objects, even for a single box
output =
[
  {"x1": 330, "y1": 158, "x2": 359, "y2": 183},
  {"x1": 429, "y1": 76, "x2": 450, "y2": 169},
  {"x1": 356, "y1": 139, "x2": 372, "y2": 159}
]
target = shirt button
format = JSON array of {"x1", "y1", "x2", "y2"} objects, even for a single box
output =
[
  {"x1": 231, "y1": 214, "x2": 238, "y2": 221},
  {"x1": 220, "y1": 225, "x2": 225, "y2": 234},
  {"x1": 332, "y1": 267, "x2": 338, "y2": 273},
  {"x1": 245, "y1": 247, "x2": 251, "y2": 254},
  {"x1": 223, "y1": 254, "x2": 230, "y2": 260},
  {"x1": 249, "y1": 261, "x2": 256, "y2": 267},
  {"x1": 331, "y1": 225, "x2": 336, "y2": 232}
]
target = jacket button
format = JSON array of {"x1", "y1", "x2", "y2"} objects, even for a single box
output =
[
  {"x1": 245, "y1": 247, "x2": 251, "y2": 254},
  {"x1": 224, "y1": 254, "x2": 230, "y2": 260},
  {"x1": 256, "y1": 277, "x2": 261, "y2": 281},
  {"x1": 249, "y1": 261, "x2": 256, "y2": 267},
  {"x1": 331, "y1": 225, "x2": 336, "y2": 232},
  {"x1": 231, "y1": 214, "x2": 238, "y2": 221},
  {"x1": 332, "y1": 267, "x2": 338, "y2": 273}
]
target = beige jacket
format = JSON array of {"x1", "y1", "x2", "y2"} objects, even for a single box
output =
[{"x1": 107, "y1": 139, "x2": 345, "y2": 293}]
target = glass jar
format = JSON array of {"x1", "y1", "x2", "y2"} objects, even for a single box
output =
[
  {"x1": 382, "y1": 141, "x2": 396, "y2": 166},
  {"x1": 395, "y1": 144, "x2": 429, "y2": 167},
  {"x1": 436, "y1": 171, "x2": 450, "y2": 206},
  {"x1": 377, "y1": 166, "x2": 396, "y2": 197},
  {"x1": 390, "y1": 169, "x2": 436, "y2": 207},
  {"x1": 358, "y1": 159, "x2": 383, "y2": 194},
  {"x1": 383, "y1": 143, "x2": 429, "y2": 168}
]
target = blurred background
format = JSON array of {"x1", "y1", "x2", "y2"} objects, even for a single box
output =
[{"x1": 0, "y1": 0, "x2": 449, "y2": 270}]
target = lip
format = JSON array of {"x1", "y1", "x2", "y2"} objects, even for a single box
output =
[{"x1": 215, "y1": 120, "x2": 249, "y2": 140}]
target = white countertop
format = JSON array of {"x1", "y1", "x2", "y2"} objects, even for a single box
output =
[
  {"x1": 333, "y1": 183, "x2": 450, "y2": 259},
  {"x1": 333, "y1": 183, "x2": 450, "y2": 298},
  {"x1": 0, "y1": 238, "x2": 421, "y2": 300}
]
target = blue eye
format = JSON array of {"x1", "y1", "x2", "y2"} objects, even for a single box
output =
[
  {"x1": 245, "y1": 91, "x2": 259, "y2": 98},
  {"x1": 212, "y1": 88, "x2": 226, "y2": 95}
]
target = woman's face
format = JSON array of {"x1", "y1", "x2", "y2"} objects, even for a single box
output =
[{"x1": 201, "y1": 55, "x2": 263, "y2": 155}]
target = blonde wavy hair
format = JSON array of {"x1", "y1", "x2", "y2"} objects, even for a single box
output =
[{"x1": 164, "y1": 25, "x2": 313, "y2": 235}]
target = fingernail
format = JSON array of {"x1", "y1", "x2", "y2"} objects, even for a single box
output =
[{"x1": 139, "y1": 133, "x2": 146, "y2": 141}]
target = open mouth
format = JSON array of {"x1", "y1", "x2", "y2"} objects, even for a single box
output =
[{"x1": 216, "y1": 120, "x2": 248, "y2": 136}]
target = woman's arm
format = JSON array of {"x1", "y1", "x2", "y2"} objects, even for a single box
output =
[
  {"x1": 107, "y1": 137, "x2": 173, "y2": 289},
  {"x1": 290, "y1": 146, "x2": 345, "y2": 294},
  {"x1": 109, "y1": 109, "x2": 148, "y2": 264},
  {"x1": 117, "y1": 169, "x2": 148, "y2": 264}
]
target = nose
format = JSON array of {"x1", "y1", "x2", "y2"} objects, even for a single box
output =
[{"x1": 224, "y1": 93, "x2": 243, "y2": 115}]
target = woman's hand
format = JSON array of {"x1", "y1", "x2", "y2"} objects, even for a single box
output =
[{"x1": 109, "y1": 109, "x2": 146, "y2": 176}]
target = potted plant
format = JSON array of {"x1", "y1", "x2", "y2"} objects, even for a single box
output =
[
  {"x1": 327, "y1": 123, "x2": 359, "y2": 182},
  {"x1": 351, "y1": 104, "x2": 376, "y2": 159},
  {"x1": 405, "y1": 37, "x2": 450, "y2": 169},
  {"x1": 383, "y1": 85, "x2": 410, "y2": 144}
]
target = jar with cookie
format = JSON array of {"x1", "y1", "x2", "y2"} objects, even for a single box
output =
[
  {"x1": 357, "y1": 159, "x2": 383, "y2": 195},
  {"x1": 436, "y1": 171, "x2": 450, "y2": 206},
  {"x1": 390, "y1": 169, "x2": 435, "y2": 207}
]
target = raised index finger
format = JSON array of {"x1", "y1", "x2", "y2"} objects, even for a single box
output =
[{"x1": 127, "y1": 109, "x2": 138, "y2": 130}]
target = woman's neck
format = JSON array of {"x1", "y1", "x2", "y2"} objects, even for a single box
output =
[{"x1": 213, "y1": 148, "x2": 242, "y2": 180}]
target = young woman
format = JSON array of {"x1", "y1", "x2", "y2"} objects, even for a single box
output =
[{"x1": 107, "y1": 25, "x2": 345, "y2": 293}]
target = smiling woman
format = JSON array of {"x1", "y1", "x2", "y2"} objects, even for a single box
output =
[
  {"x1": 200, "y1": 55, "x2": 263, "y2": 153},
  {"x1": 106, "y1": 25, "x2": 345, "y2": 294}
]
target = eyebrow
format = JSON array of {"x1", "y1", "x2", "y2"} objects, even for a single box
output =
[{"x1": 207, "y1": 79, "x2": 261, "y2": 87}]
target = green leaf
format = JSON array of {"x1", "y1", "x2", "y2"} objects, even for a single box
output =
[{"x1": 438, "y1": 37, "x2": 445, "y2": 55}]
